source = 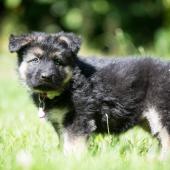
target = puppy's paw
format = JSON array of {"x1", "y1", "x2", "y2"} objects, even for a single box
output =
[{"x1": 63, "y1": 130, "x2": 87, "y2": 157}]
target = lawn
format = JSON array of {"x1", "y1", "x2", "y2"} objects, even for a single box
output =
[{"x1": 0, "y1": 54, "x2": 169, "y2": 170}]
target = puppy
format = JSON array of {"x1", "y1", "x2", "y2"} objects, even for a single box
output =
[
  {"x1": 8, "y1": 32, "x2": 114, "y2": 154},
  {"x1": 9, "y1": 32, "x2": 170, "y2": 158}
]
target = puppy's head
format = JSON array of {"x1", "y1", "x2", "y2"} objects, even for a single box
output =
[{"x1": 9, "y1": 32, "x2": 81, "y2": 95}]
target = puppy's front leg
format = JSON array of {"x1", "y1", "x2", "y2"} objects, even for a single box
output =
[
  {"x1": 159, "y1": 127, "x2": 170, "y2": 160},
  {"x1": 63, "y1": 129, "x2": 88, "y2": 155},
  {"x1": 62, "y1": 113, "x2": 96, "y2": 155}
]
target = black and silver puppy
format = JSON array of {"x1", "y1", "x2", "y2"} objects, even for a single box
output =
[
  {"x1": 8, "y1": 32, "x2": 111, "y2": 152},
  {"x1": 9, "y1": 32, "x2": 170, "y2": 158}
]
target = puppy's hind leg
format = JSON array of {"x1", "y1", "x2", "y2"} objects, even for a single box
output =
[{"x1": 143, "y1": 106, "x2": 170, "y2": 159}]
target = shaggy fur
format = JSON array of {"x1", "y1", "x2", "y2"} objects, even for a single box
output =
[
  {"x1": 70, "y1": 57, "x2": 170, "y2": 158},
  {"x1": 71, "y1": 58, "x2": 169, "y2": 133},
  {"x1": 9, "y1": 32, "x2": 170, "y2": 158}
]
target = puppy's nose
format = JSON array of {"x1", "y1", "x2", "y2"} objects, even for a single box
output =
[{"x1": 40, "y1": 72, "x2": 53, "y2": 82}]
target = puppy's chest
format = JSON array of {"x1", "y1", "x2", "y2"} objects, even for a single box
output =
[{"x1": 47, "y1": 107, "x2": 69, "y2": 125}]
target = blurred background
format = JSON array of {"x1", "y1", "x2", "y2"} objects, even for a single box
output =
[{"x1": 1, "y1": 0, "x2": 170, "y2": 56}]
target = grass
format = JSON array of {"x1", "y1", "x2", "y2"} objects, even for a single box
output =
[{"x1": 0, "y1": 54, "x2": 170, "y2": 170}]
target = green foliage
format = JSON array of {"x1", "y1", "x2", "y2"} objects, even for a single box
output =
[
  {"x1": 154, "y1": 28, "x2": 170, "y2": 57},
  {"x1": 0, "y1": 0, "x2": 170, "y2": 55},
  {"x1": 5, "y1": 0, "x2": 21, "y2": 8},
  {"x1": 63, "y1": 8, "x2": 83, "y2": 30}
]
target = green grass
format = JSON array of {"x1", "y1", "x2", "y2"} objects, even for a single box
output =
[{"x1": 0, "y1": 55, "x2": 170, "y2": 170}]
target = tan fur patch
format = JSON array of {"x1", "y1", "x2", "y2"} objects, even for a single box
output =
[
  {"x1": 19, "y1": 61, "x2": 28, "y2": 81},
  {"x1": 64, "y1": 66, "x2": 73, "y2": 84},
  {"x1": 143, "y1": 106, "x2": 170, "y2": 159},
  {"x1": 58, "y1": 36, "x2": 70, "y2": 46},
  {"x1": 27, "y1": 47, "x2": 44, "y2": 56},
  {"x1": 49, "y1": 51, "x2": 62, "y2": 59},
  {"x1": 48, "y1": 107, "x2": 69, "y2": 129},
  {"x1": 143, "y1": 106, "x2": 162, "y2": 135}
]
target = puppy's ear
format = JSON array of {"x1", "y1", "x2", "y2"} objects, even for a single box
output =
[
  {"x1": 58, "y1": 33, "x2": 81, "y2": 54},
  {"x1": 9, "y1": 34, "x2": 33, "y2": 53}
]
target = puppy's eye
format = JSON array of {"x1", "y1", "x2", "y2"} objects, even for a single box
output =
[
  {"x1": 27, "y1": 57, "x2": 40, "y2": 63},
  {"x1": 54, "y1": 58, "x2": 62, "y2": 65}
]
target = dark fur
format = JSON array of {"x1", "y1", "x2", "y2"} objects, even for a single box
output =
[
  {"x1": 9, "y1": 32, "x2": 170, "y2": 156},
  {"x1": 71, "y1": 58, "x2": 170, "y2": 134}
]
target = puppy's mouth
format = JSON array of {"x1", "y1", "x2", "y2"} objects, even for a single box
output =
[
  {"x1": 33, "y1": 84, "x2": 58, "y2": 91},
  {"x1": 32, "y1": 83, "x2": 66, "y2": 99},
  {"x1": 31, "y1": 80, "x2": 62, "y2": 91}
]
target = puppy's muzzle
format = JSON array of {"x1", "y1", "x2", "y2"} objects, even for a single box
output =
[{"x1": 40, "y1": 72, "x2": 54, "y2": 83}]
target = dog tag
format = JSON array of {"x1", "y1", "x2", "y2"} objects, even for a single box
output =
[{"x1": 38, "y1": 107, "x2": 46, "y2": 121}]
